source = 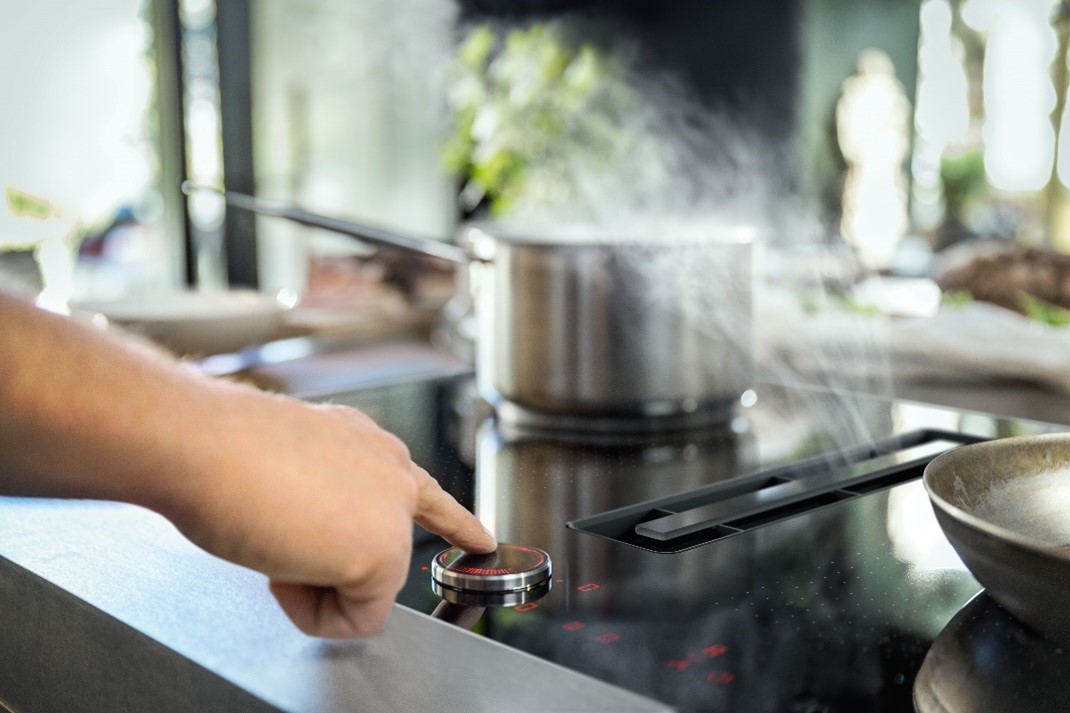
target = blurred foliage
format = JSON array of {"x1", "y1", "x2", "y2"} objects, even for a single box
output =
[
  {"x1": 796, "y1": 288, "x2": 883, "y2": 316},
  {"x1": 6, "y1": 187, "x2": 59, "y2": 221},
  {"x1": 939, "y1": 289, "x2": 973, "y2": 309},
  {"x1": 941, "y1": 289, "x2": 1070, "y2": 328},
  {"x1": 939, "y1": 147, "x2": 987, "y2": 220},
  {"x1": 2, "y1": 186, "x2": 92, "y2": 255},
  {"x1": 2, "y1": 187, "x2": 65, "y2": 252},
  {"x1": 831, "y1": 290, "x2": 882, "y2": 316},
  {"x1": 1019, "y1": 292, "x2": 1070, "y2": 327},
  {"x1": 442, "y1": 21, "x2": 640, "y2": 217}
]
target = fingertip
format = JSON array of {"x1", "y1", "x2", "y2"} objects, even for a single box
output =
[
  {"x1": 467, "y1": 525, "x2": 498, "y2": 554},
  {"x1": 446, "y1": 524, "x2": 498, "y2": 555},
  {"x1": 411, "y1": 465, "x2": 497, "y2": 552}
]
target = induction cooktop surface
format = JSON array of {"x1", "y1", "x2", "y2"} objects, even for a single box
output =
[{"x1": 332, "y1": 375, "x2": 1063, "y2": 713}]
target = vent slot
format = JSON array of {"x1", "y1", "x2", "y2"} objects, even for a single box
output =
[
  {"x1": 722, "y1": 491, "x2": 852, "y2": 530},
  {"x1": 568, "y1": 429, "x2": 982, "y2": 553}
]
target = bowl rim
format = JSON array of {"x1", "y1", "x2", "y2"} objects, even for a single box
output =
[{"x1": 922, "y1": 433, "x2": 1070, "y2": 561}]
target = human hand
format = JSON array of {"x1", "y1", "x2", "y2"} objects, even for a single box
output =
[
  {"x1": 0, "y1": 292, "x2": 485, "y2": 638},
  {"x1": 156, "y1": 386, "x2": 497, "y2": 639}
]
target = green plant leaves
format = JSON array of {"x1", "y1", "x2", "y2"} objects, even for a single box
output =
[{"x1": 443, "y1": 21, "x2": 636, "y2": 217}]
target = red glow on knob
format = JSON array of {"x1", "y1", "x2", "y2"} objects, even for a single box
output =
[
  {"x1": 514, "y1": 602, "x2": 539, "y2": 612},
  {"x1": 576, "y1": 583, "x2": 601, "y2": 592},
  {"x1": 561, "y1": 621, "x2": 586, "y2": 632},
  {"x1": 512, "y1": 546, "x2": 548, "y2": 566},
  {"x1": 706, "y1": 671, "x2": 735, "y2": 686},
  {"x1": 595, "y1": 632, "x2": 620, "y2": 645},
  {"x1": 666, "y1": 659, "x2": 690, "y2": 672},
  {"x1": 453, "y1": 566, "x2": 512, "y2": 575}
]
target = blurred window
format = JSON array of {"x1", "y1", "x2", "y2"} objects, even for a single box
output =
[
  {"x1": 0, "y1": 1, "x2": 178, "y2": 303},
  {"x1": 249, "y1": 0, "x2": 458, "y2": 293}
]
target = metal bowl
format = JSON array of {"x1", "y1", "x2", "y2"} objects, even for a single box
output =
[{"x1": 923, "y1": 433, "x2": 1070, "y2": 644}]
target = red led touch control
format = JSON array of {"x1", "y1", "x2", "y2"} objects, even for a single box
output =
[{"x1": 431, "y1": 543, "x2": 552, "y2": 594}]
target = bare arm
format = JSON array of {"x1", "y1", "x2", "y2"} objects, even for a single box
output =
[{"x1": 0, "y1": 290, "x2": 496, "y2": 637}]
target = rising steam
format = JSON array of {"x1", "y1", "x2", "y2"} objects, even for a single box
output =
[{"x1": 449, "y1": 18, "x2": 896, "y2": 452}]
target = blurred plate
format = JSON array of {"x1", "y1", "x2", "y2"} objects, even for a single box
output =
[{"x1": 75, "y1": 290, "x2": 289, "y2": 356}]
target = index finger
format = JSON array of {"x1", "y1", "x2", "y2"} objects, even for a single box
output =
[{"x1": 410, "y1": 463, "x2": 497, "y2": 553}]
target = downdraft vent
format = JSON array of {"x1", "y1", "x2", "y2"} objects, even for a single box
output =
[{"x1": 567, "y1": 429, "x2": 982, "y2": 553}]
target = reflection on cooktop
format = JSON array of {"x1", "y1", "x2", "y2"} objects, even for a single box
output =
[
  {"x1": 914, "y1": 592, "x2": 1070, "y2": 713},
  {"x1": 360, "y1": 375, "x2": 1060, "y2": 713}
]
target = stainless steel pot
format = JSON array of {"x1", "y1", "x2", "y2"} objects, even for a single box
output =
[
  {"x1": 202, "y1": 187, "x2": 755, "y2": 431},
  {"x1": 466, "y1": 223, "x2": 753, "y2": 431}
]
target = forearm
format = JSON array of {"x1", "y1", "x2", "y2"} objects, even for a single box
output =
[
  {"x1": 0, "y1": 291, "x2": 224, "y2": 512},
  {"x1": 0, "y1": 290, "x2": 496, "y2": 639}
]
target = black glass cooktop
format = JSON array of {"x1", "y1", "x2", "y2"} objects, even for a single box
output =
[{"x1": 331, "y1": 375, "x2": 1063, "y2": 713}]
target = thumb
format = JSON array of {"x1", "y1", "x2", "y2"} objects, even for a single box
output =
[{"x1": 269, "y1": 581, "x2": 395, "y2": 638}]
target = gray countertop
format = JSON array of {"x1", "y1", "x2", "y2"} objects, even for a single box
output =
[
  {"x1": 0, "y1": 497, "x2": 668, "y2": 713},
  {"x1": 891, "y1": 376, "x2": 1070, "y2": 428}
]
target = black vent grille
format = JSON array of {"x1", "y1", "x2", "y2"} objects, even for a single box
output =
[{"x1": 567, "y1": 429, "x2": 983, "y2": 553}]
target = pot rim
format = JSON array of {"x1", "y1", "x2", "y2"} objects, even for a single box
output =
[{"x1": 461, "y1": 221, "x2": 759, "y2": 251}]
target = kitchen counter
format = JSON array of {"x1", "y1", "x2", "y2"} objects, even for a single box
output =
[
  {"x1": 0, "y1": 497, "x2": 667, "y2": 713},
  {"x1": 3, "y1": 338, "x2": 1068, "y2": 712},
  {"x1": 193, "y1": 334, "x2": 1070, "y2": 427},
  {"x1": 891, "y1": 376, "x2": 1070, "y2": 428}
]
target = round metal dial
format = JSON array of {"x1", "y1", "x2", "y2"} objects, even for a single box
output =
[
  {"x1": 431, "y1": 544, "x2": 552, "y2": 594},
  {"x1": 432, "y1": 578, "x2": 551, "y2": 608}
]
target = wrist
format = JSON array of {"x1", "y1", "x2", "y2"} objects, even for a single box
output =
[{"x1": 131, "y1": 374, "x2": 261, "y2": 528}]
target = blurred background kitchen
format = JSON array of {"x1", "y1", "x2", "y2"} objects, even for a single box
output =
[{"x1": 5, "y1": 0, "x2": 1070, "y2": 417}]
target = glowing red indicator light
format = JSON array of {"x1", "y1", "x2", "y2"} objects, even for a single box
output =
[
  {"x1": 513, "y1": 546, "x2": 549, "y2": 566},
  {"x1": 514, "y1": 602, "x2": 539, "y2": 612},
  {"x1": 576, "y1": 583, "x2": 600, "y2": 592},
  {"x1": 561, "y1": 621, "x2": 586, "y2": 632},
  {"x1": 454, "y1": 566, "x2": 513, "y2": 575},
  {"x1": 702, "y1": 645, "x2": 728, "y2": 658},
  {"x1": 666, "y1": 659, "x2": 690, "y2": 672},
  {"x1": 706, "y1": 671, "x2": 735, "y2": 686},
  {"x1": 595, "y1": 632, "x2": 620, "y2": 645},
  {"x1": 420, "y1": 566, "x2": 429, "y2": 572}
]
